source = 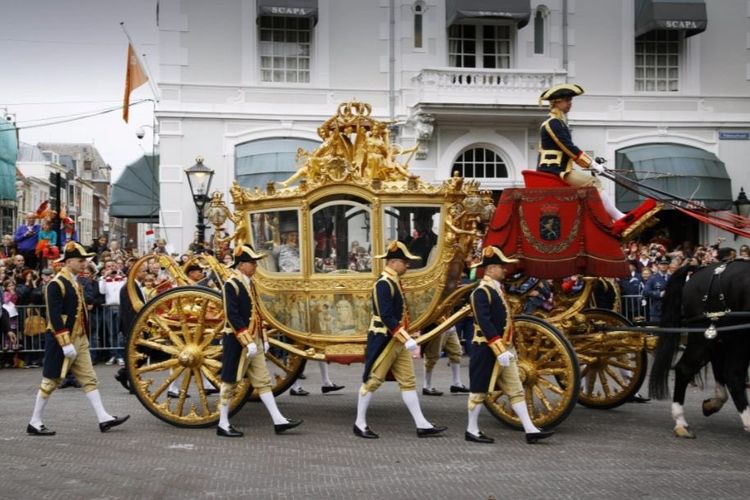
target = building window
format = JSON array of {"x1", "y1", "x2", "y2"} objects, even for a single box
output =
[
  {"x1": 452, "y1": 147, "x2": 508, "y2": 179},
  {"x1": 533, "y1": 9, "x2": 545, "y2": 54},
  {"x1": 259, "y1": 16, "x2": 311, "y2": 83},
  {"x1": 414, "y1": 3, "x2": 423, "y2": 49},
  {"x1": 635, "y1": 30, "x2": 680, "y2": 92},
  {"x1": 449, "y1": 24, "x2": 512, "y2": 68}
]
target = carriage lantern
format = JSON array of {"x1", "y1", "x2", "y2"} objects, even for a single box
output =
[
  {"x1": 185, "y1": 156, "x2": 215, "y2": 252},
  {"x1": 734, "y1": 187, "x2": 750, "y2": 218}
]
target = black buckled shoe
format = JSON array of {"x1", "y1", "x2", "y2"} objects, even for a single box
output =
[
  {"x1": 417, "y1": 425, "x2": 447, "y2": 438},
  {"x1": 289, "y1": 388, "x2": 309, "y2": 396},
  {"x1": 628, "y1": 393, "x2": 651, "y2": 403},
  {"x1": 99, "y1": 415, "x2": 130, "y2": 433},
  {"x1": 465, "y1": 430, "x2": 494, "y2": 444},
  {"x1": 217, "y1": 425, "x2": 243, "y2": 437},
  {"x1": 422, "y1": 387, "x2": 443, "y2": 396},
  {"x1": 204, "y1": 388, "x2": 220, "y2": 396},
  {"x1": 274, "y1": 419, "x2": 303, "y2": 434},
  {"x1": 450, "y1": 384, "x2": 470, "y2": 393},
  {"x1": 525, "y1": 429, "x2": 554, "y2": 444},
  {"x1": 321, "y1": 384, "x2": 345, "y2": 394},
  {"x1": 26, "y1": 423, "x2": 56, "y2": 436},
  {"x1": 353, "y1": 424, "x2": 379, "y2": 439}
]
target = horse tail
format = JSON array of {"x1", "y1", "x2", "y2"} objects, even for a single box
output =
[{"x1": 648, "y1": 264, "x2": 696, "y2": 400}]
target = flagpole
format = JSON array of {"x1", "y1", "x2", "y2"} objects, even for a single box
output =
[{"x1": 119, "y1": 22, "x2": 160, "y2": 101}]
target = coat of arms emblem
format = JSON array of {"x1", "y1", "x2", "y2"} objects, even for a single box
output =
[{"x1": 539, "y1": 204, "x2": 561, "y2": 241}]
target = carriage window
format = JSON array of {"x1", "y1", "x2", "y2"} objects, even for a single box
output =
[
  {"x1": 311, "y1": 199, "x2": 372, "y2": 273},
  {"x1": 382, "y1": 205, "x2": 441, "y2": 270},
  {"x1": 249, "y1": 209, "x2": 300, "y2": 273}
]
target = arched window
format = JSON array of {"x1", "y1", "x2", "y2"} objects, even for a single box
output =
[
  {"x1": 413, "y1": 2, "x2": 424, "y2": 49},
  {"x1": 451, "y1": 147, "x2": 508, "y2": 179},
  {"x1": 234, "y1": 137, "x2": 320, "y2": 189}
]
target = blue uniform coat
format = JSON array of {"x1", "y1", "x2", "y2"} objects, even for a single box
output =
[{"x1": 362, "y1": 270, "x2": 406, "y2": 382}]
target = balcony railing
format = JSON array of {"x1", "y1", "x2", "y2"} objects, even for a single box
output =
[{"x1": 413, "y1": 68, "x2": 568, "y2": 105}]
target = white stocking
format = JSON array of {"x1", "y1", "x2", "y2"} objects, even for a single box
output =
[
  {"x1": 599, "y1": 191, "x2": 625, "y2": 220},
  {"x1": 259, "y1": 391, "x2": 287, "y2": 425},
  {"x1": 451, "y1": 363, "x2": 462, "y2": 386},
  {"x1": 467, "y1": 404, "x2": 482, "y2": 435},
  {"x1": 512, "y1": 401, "x2": 540, "y2": 433},
  {"x1": 423, "y1": 365, "x2": 433, "y2": 389},
  {"x1": 86, "y1": 389, "x2": 114, "y2": 423},
  {"x1": 318, "y1": 362, "x2": 333, "y2": 387},
  {"x1": 218, "y1": 403, "x2": 230, "y2": 430},
  {"x1": 672, "y1": 402, "x2": 689, "y2": 429},
  {"x1": 30, "y1": 391, "x2": 49, "y2": 428},
  {"x1": 401, "y1": 390, "x2": 431, "y2": 428},
  {"x1": 355, "y1": 390, "x2": 373, "y2": 430}
]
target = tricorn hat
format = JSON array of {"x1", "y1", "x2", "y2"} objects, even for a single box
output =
[
  {"x1": 231, "y1": 244, "x2": 266, "y2": 268},
  {"x1": 471, "y1": 245, "x2": 519, "y2": 268},
  {"x1": 539, "y1": 83, "x2": 585, "y2": 105},
  {"x1": 374, "y1": 240, "x2": 422, "y2": 261},
  {"x1": 55, "y1": 241, "x2": 95, "y2": 263}
]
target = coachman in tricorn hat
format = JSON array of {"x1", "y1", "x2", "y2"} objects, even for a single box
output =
[
  {"x1": 217, "y1": 244, "x2": 302, "y2": 437},
  {"x1": 26, "y1": 241, "x2": 129, "y2": 436},
  {"x1": 353, "y1": 240, "x2": 447, "y2": 439},
  {"x1": 465, "y1": 245, "x2": 553, "y2": 444},
  {"x1": 537, "y1": 83, "x2": 657, "y2": 236}
]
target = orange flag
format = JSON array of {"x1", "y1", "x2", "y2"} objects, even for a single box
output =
[{"x1": 122, "y1": 43, "x2": 148, "y2": 123}]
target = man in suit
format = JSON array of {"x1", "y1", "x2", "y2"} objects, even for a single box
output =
[
  {"x1": 353, "y1": 240, "x2": 447, "y2": 439},
  {"x1": 26, "y1": 242, "x2": 129, "y2": 435},
  {"x1": 217, "y1": 244, "x2": 302, "y2": 437},
  {"x1": 643, "y1": 256, "x2": 671, "y2": 324},
  {"x1": 465, "y1": 246, "x2": 553, "y2": 444}
]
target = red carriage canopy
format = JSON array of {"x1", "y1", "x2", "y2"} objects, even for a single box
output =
[{"x1": 485, "y1": 184, "x2": 629, "y2": 279}]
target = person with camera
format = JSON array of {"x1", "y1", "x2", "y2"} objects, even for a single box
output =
[{"x1": 26, "y1": 242, "x2": 129, "y2": 436}]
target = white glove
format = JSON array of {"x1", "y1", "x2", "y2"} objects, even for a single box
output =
[
  {"x1": 404, "y1": 338, "x2": 418, "y2": 352},
  {"x1": 263, "y1": 341, "x2": 270, "y2": 353},
  {"x1": 497, "y1": 350, "x2": 515, "y2": 367},
  {"x1": 246, "y1": 342, "x2": 258, "y2": 359},
  {"x1": 62, "y1": 343, "x2": 77, "y2": 359},
  {"x1": 590, "y1": 161, "x2": 605, "y2": 174}
]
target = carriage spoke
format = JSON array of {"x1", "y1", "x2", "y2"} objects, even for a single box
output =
[
  {"x1": 153, "y1": 317, "x2": 185, "y2": 349},
  {"x1": 135, "y1": 338, "x2": 180, "y2": 357},
  {"x1": 603, "y1": 365, "x2": 628, "y2": 390},
  {"x1": 192, "y1": 367, "x2": 211, "y2": 415},
  {"x1": 175, "y1": 368, "x2": 193, "y2": 415},
  {"x1": 137, "y1": 357, "x2": 180, "y2": 374},
  {"x1": 532, "y1": 384, "x2": 553, "y2": 413},
  {"x1": 605, "y1": 358, "x2": 636, "y2": 371},
  {"x1": 150, "y1": 366, "x2": 185, "y2": 401},
  {"x1": 584, "y1": 369, "x2": 596, "y2": 396},
  {"x1": 598, "y1": 368, "x2": 612, "y2": 398},
  {"x1": 266, "y1": 353, "x2": 294, "y2": 373},
  {"x1": 537, "y1": 376, "x2": 565, "y2": 396}
]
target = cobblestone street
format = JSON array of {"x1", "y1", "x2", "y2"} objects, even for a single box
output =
[{"x1": 1, "y1": 359, "x2": 749, "y2": 499}]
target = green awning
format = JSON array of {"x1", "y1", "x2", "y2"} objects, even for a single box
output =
[
  {"x1": 615, "y1": 144, "x2": 732, "y2": 212},
  {"x1": 635, "y1": 0, "x2": 707, "y2": 38},
  {"x1": 0, "y1": 121, "x2": 18, "y2": 202},
  {"x1": 446, "y1": 0, "x2": 531, "y2": 29},
  {"x1": 110, "y1": 155, "x2": 160, "y2": 222}
]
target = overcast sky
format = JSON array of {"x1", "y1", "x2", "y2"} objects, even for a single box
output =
[{"x1": 0, "y1": 0, "x2": 158, "y2": 180}]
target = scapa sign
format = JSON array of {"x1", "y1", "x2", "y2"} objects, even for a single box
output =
[
  {"x1": 268, "y1": 7, "x2": 311, "y2": 16},
  {"x1": 663, "y1": 20, "x2": 703, "y2": 30}
]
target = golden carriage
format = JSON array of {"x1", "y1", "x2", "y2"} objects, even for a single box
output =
[{"x1": 124, "y1": 101, "x2": 646, "y2": 429}]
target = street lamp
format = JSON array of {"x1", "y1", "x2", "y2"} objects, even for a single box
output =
[
  {"x1": 733, "y1": 187, "x2": 750, "y2": 241},
  {"x1": 185, "y1": 156, "x2": 215, "y2": 252}
]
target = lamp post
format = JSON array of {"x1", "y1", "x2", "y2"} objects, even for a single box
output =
[
  {"x1": 185, "y1": 156, "x2": 215, "y2": 253},
  {"x1": 733, "y1": 187, "x2": 750, "y2": 241}
]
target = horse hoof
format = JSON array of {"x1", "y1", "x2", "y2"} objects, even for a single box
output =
[
  {"x1": 702, "y1": 398, "x2": 721, "y2": 417},
  {"x1": 674, "y1": 426, "x2": 696, "y2": 439}
]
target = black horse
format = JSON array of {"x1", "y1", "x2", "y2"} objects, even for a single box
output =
[{"x1": 648, "y1": 260, "x2": 750, "y2": 438}]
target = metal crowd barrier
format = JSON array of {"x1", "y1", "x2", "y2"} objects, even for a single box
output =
[
  {"x1": 621, "y1": 294, "x2": 649, "y2": 324},
  {"x1": 1, "y1": 304, "x2": 123, "y2": 360}
]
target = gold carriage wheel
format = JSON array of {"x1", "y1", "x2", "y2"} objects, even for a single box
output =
[
  {"x1": 484, "y1": 316, "x2": 580, "y2": 430},
  {"x1": 127, "y1": 286, "x2": 250, "y2": 428},
  {"x1": 573, "y1": 308, "x2": 647, "y2": 410}
]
